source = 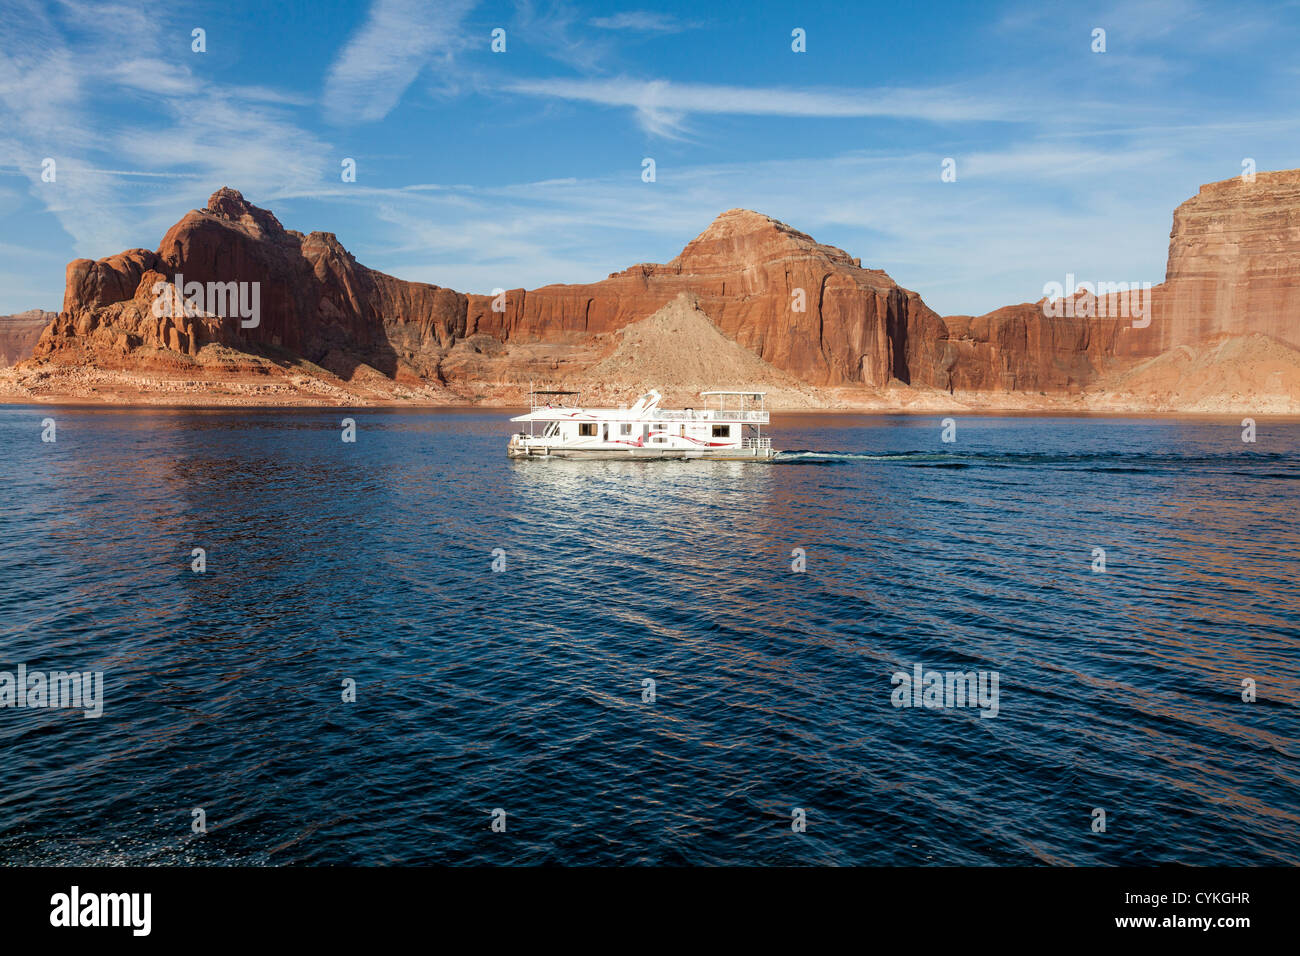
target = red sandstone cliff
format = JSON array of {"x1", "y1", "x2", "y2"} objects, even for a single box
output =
[
  {"x1": 933, "y1": 169, "x2": 1300, "y2": 396},
  {"x1": 1158, "y1": 170, "x2": 1300, "y2": 352},
  {"x1": 13, "y1": 173, "x2": 1300, "y2": 409},
  {"x1": 466, "y1": 208, "x2": 936, "y2": 388},
  {"x1": 0, "y1": 310, "x2": 56, "y2": 366},
  {"x1": 33, "y1": 190, "x2": 944, "y2": 393},
  {"x1": 41, "y1": 188, "x2": 468, "y2": 384}
]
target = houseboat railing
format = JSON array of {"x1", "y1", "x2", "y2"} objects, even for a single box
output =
[{"x1": 653, "y1": 409, "x2": 769, "y2": 423}]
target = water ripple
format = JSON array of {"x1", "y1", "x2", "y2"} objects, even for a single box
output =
[{"x1": 0, "y1": 408, "x2": 1296, "y2": 865}]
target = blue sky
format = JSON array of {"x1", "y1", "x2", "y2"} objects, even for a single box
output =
[{"x1": 1, "y1": 0, "x2": 1297, "y2": 316}]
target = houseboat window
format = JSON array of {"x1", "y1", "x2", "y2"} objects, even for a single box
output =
[
  {"x1": 544, "y1": 422, "x2": 560, "y2": 437},
  {"x1": 578, "y1": 423, "x2": 597, "y2": 437},
  {"x1": 619, "y1": 423, "x2": 632, "y2": 436},
  {"x1": 712, "y1": 425, "x2": 730, "y2": 438}
]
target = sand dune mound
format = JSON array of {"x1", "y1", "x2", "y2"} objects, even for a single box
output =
[
  {"x1": 575, "y1": 293, "x2": 821, "y2": 408},
  {"x1": 1088, "y1": 333, "x2": 1300, "y2": 414}
]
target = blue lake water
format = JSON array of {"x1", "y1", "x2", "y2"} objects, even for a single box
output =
[{"x1": 0, "y1": 407, "x2": 1297, "y2": 865}]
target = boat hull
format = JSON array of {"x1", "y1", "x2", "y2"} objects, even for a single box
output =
[{"x1": 507, "y1": 443, "x2": 777, "y2": 461}]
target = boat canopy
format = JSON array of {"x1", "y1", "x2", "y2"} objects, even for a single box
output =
[
  {"x1": 699, "y1": 391, "x2": 768, "y2": 414},
  {"x1": 510, "y1": 393, "x2": 768, "y2": 424}
]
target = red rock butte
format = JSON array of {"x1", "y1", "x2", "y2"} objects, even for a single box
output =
[{"x1": 8, "y1": 171, "x2": 1300, "y2": 410}]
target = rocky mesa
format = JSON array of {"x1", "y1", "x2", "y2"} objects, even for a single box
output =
[{"x1": 5, "y1": 172, "x2": 1299, "y2": 411}]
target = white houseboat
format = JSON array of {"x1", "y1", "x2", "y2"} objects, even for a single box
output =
[{"x1": 507, "y1": 388, "x2": 777, "y2": 460}]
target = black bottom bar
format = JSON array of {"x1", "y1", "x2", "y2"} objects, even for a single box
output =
[{"x1": 1, "y1": 866, "x2": 1289, "y2": 942}]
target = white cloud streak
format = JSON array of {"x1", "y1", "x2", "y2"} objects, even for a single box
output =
[
  {"x1": 323, "y1": 0, "x2": 478, "y2": 123},
  {"x1": 589, "y1": 12, "x2": 693, "y2": 33},
  {"x1": 0, "y1": 0, "x2": 333, "y2": 307},
  {"x1": 504, "y1": 76, "x2": 1022, "y2": 137}
]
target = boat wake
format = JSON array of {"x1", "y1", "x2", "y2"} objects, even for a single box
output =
[
  {"x1": 776, "y1": 450, "x2": 938, "y2": 462},
  {"x1": 774, "y1": 449, "x2": 1299, "y2": 476}
]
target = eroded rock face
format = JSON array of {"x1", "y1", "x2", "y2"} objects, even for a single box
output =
[
  {"x1": 468, "y1": 209, "x2": 930, "y2": 387},
  {"x1": 931, "y1": 171, "x2": 1300, "y2": 390},
  {"x1": 63, "y1": 250, "x2": 161, "y2": 315},
  {"x1": 38, "y1": 195, "x2": 941, "y2": 389},
  {"x1": 38, "y1": 188, "x2": 469, "y2": 381},
  {"x1": 1158, "y1": 170, "x2": 1300, "y2": 352},
  {"x1": 30, "y1": 175, "x2": 1300, "y2": 398},
  {"x1": 929, "y1": 296, "x2": 1154, "y2": 394}
]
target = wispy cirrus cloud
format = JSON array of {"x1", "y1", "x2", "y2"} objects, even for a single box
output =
[
  {"x1": 503, "y1": 76, "x2": 1023, "y2": 137},
  {"x1": 997, "y1": 0, "x2": 1277, "y2": 53},
  {"x1": 511, "y1": 0, "x2": 613, "y2": 71},
  {"x1": 589, "y1": 11, "x2": 696, "y2": 33},
  {"x1": 0, "y1": 0, "x2": 332, "y2": 294},
  {"x1": 323, "y1": 0, "x2": 478, "y2": 123}
]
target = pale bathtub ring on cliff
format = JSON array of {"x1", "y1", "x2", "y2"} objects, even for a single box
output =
[{"x1": 507, "y1": 387, "x2": 778, "y2": 460}]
